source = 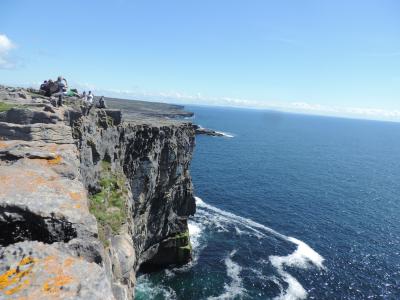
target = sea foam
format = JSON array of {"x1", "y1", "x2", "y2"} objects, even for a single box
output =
[
  {"x1": 195, "y1": 196, "x2": 325, "y2": 300},
  {"x1": 208, "y1": 250, "x2": 246, "y2": 300},
  {"x1": 135, "y1": 274, "x2": 177, "y2": 300},
  {"x1": 215, "y1": 131, "x2": 235, "y2": 138}
]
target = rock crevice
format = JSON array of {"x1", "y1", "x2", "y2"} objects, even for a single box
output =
[{"x1": 0, "y1": 87, "x2": 196, "y2": 299}]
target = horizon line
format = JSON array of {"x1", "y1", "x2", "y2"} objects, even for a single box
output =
[{"x1": 2, "y1": 81, "x2": 400, "y2": 124}]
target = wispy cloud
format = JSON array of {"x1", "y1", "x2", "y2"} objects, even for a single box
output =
[
  {"x1": 72, "y1": 84, "x2": 400, "y2": 122},
  {"x1": 0, "y1": 34, "x2": 16, "y2": 69},
  {"x1": 21, "y1": 80, "x2": 399, "y2": 122},
  {"x1": 284, "y1": 102, "x2": 400, "y2": 120}
]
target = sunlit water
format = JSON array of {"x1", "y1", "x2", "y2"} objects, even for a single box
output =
[{"x1": 136, "y1": 106, "x2": 400, "y2": 299}]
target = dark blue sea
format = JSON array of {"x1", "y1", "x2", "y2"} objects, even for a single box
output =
[{"x1": 136, "y1": 106, "x2": 400, "y2": 299}]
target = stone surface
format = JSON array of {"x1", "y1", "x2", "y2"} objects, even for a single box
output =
[
  {"x1": 0, "y1": 140, "x2": 97, "y2": 247},
  {"x1": 0, "y1": 108, "x2": 62, "y2": 125},
  {"x1": 0, "y1": 122, "x2": 74, "y2": 143},
  {"x1": 72, "y1": 106, "x2": 196, "y2": 298},
  {"x1": 0, "y1": 241, "x2": 115, "y2": 300},
  {"x1": 0, "y1": 84, "x2": 197, "y2": 299},
  {"x1": 193, "y1": 124, "x2": 224, "y2": 136}
]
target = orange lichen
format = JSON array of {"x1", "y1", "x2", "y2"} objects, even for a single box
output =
[
  {"x1": 0, "y1": 256, "x2": 36, "y2": 296},
  {"x1": 47, "y1": 144, "x2": 58, "y2": 152},
  {"x1": 69, "y1": 192, "x2": 82, "y2": 201},
  {"x1": 42, "y1": 256, "x2": 56, "y2": 264},
  {"x1": 42, "y1": 274, "x2": 73, "y2": 294},
  {"x1": 47, "y1": 155, "x2": 62, "y2": 165},
  {"x1": 41, "y1": 255, "x2": 74, "y2": 295},
  {"x1": 63, "y1": 258, "x2": 74, "y2": 268},
  {"x1": 0, "y1": 141, "x2": 8, "y2": 149}
]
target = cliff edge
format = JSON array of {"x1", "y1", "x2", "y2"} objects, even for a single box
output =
[{"x1": 0, "y1": 86, "x2": 196, "y2": 299}]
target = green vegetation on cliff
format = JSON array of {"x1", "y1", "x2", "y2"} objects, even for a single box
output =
[
  {"x1": 0, "y1": 101, "x2": 18, "y2": 112},
  {"x1": 89, "y1": 161, "x2": 128, "y2": 246},
  {"x1": 171, "y1": 230, "x2": 192, "y2": 263}
]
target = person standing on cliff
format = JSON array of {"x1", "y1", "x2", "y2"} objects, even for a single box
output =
[
  {"x1": 85, "y1": 91, "x2": 94, "y2": 115},
  {"x1": 51, "y1": 76, "x2": 68, "y2": 107},
  {"x1": 87, "y1": 91, "x2": 93, "y2": 104}
]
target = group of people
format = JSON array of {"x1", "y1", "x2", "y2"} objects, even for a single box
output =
[
  {"x1": 80, "y1": 91, "x2": 107, "y2": 114},
  {"x1": 40, "y1": 76, "x2": 69, "y2": 107},
  {"x1": 81, "y1": 90, "x2": 94, "y2": 104},
  {"x1": 39, "y1": 76, "x2": 107, "y2": 111}
]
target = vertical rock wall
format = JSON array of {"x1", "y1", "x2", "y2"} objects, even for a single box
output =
[{"x1": 71, "y1": 109, "x2": 196, "y2": 298}]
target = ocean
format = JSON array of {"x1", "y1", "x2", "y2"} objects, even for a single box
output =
[{"x1": 135, "y1": 106, "x2": 400, "y2": 299}]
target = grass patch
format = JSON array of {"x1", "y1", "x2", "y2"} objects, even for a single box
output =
[
  {"x1": 89, "y1": 161, "x2": 128, "y2": 247},
  {"x1": 0, "y1": 102, "x2": 17, "y2": 112}
]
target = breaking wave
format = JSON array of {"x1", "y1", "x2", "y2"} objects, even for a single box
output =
[
  {"x1": 135, "y1": 275, "x2": 177, "y2": 300},
  {"x1": 208, "y1": 250, "x2": 245, "y2": 300},
  {"x1": 194, "y1": 196, "x2": 325, "y2": 300},
  {"x1": 196, "y1": 125, "x2": 235, "y2": 138},
  {"x1": 215, "y1": 131, "x2": 235, "y2": 138}
]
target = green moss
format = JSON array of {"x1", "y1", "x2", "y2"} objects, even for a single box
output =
[
  {"x1": 173, "y1": 229, "x2": 192, "y2": 260},
  {"x1": 177, "y1": 243, "x2": 192, "y2": 263},
  {"x1": 173, "y1": 230, "x2": 190, "y2": 240},
  {"x1": 89, "y1": 160, "x2": 128, "y2": 247},
  {"x1": 0, "y1": 101, "x2": 17, "y2": 112}
]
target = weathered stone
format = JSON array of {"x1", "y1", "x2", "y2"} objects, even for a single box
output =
[
  {"x1": 0, "y1": 241, "x2": 115, "y2": 299},
  {"x1": 0, "y1": 141, "x2": 97, "y2": 246},
  {"x1": 0, "y1": 122, "x2": 74, "y2": 143},
  {"x1": 0, "y1": 108, "x2": 62, "y2": 124},
  {"x1": 140, "y1": 230, "x2": 192, "y2": 269},
  {"x1": 0, "y1": 84, "x2": 197, "y2": 300}
]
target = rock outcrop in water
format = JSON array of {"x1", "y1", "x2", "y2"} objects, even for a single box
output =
[
  {"x1": 0, "y1": 85, "x2": 196, "y2": 299},
  {"x1": 193, "y1": 124, "x2": 224, "y2": 137}
]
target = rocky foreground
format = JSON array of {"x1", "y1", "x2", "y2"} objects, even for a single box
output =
[{"x1": 0, "y1": 86, "x2": 196, "y2": 299}]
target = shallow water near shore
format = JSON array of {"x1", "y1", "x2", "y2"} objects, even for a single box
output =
[{"x1": 136, "y1": 106, "x2": 400, "y2": 299}]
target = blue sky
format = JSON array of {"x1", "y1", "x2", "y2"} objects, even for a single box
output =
[{"x1": 1, "y1": 0, "x2": 399, "y2": 120}]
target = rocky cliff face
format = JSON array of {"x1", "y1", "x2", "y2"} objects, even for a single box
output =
[{"x1": 0, "y1": 87, "x2": 196, "y2": 299}]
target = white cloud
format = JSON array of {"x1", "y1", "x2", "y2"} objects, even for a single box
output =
[
  {"x1": 39, "y1": 81, "x2": 400, "y2": 122},
  {"x1": 279, "y1": 102, "x2": 400, "y2": 121},
  {"x1": 0, "y1": 34, "x2": 16, "y2": 69}
]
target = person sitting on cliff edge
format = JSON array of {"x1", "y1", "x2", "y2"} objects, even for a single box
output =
[{"x1": 96, "y1": 96, "x2": 107, "y2": 109}]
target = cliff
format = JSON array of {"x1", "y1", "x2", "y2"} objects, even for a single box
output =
[{"x1": 0, "y1": 86, "x2": 196, "y2": 299}]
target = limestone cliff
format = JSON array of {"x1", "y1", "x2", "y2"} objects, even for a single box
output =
[{"x1": 0, "y1": 86, "x2": 196, "y2": 299}]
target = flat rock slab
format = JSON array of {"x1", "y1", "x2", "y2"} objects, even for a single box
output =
[
  {"x1": 0, "y1": 241, "x2": 115, "y2": 299},
  {"x1": 0, "y1": 122, "x2": 74, "y2": 144},
  {"x1": 0, "y1": 141, "x2": 97, "y2": 245}
]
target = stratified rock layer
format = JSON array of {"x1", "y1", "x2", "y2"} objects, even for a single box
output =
[
  {"x1": 72, "y1": 108, "x2": 195, "y2": 298},
  {"x1": 0, "y1": 86, "x2": 196, "y2": 299}
]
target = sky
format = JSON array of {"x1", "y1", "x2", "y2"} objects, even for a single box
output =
[{"x1": 1, "y1": 0, "x2": 399, "y2": 121}]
